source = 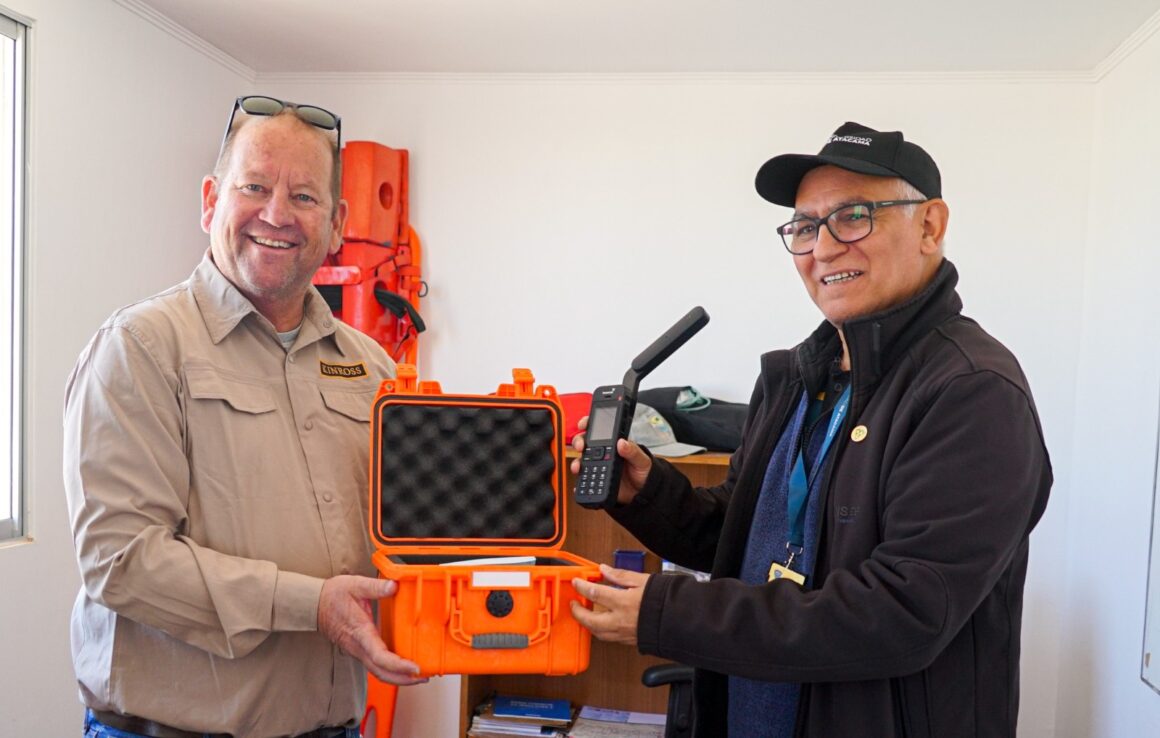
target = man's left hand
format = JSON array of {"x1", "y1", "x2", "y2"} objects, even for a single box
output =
[
  {"x1": 570, "y1": 564, "x2": 649, "y2": 647},
  {"x1": 318, "y1": 575, "x2": 427, "y2": 685}
]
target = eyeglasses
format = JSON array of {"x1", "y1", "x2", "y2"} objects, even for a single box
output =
[
  {"x1": 219, "y1": 95, "x2": 342, "y2": 156},
  {"x1": 776, "y1": 200, "x2": 927, "y2": 255}
]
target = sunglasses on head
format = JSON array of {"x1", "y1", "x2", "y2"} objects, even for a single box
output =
[{"x1": 219, "y1": 95, "x2": 343, "y2": 155}]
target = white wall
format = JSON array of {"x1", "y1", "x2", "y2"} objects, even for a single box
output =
[
  {"x1": 0, "y1": 0, "x2": 247, "y2": 734},
  {"x1": 1058, "y1": 23, "x2": 1160, "y2": 738},
  {"x1": 6, "y1": 4, "x2": 1160, "y2": 737},
  {"x1": 264, "y1": 74, "x2": 1092, "y2": 736}
]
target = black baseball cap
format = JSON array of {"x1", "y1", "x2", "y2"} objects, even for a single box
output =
[{"x1": 755, "y1": 122, "x2": 941, "y2": 207}]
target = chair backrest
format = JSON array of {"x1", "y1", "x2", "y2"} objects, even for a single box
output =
[{"x1": 642, "y1": 662, "x2": 695, "y2": 738}]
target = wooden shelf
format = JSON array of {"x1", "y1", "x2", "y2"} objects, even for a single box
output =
[
  {"x1": 459, "y1": 453, "x2": 730, "y2": 734},
  {"x1": 565, "y1": 448, "x2": 731, "y2": 466}
]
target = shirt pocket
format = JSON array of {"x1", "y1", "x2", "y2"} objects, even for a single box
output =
[
  {"x1": 182, "y1": 365, "x2": 292, "y2": 522},
  {"x1": 319, "y1": 385, "x2": 376, "y2": 424},
  {"x1": 185, "y1": 365, "x2": 278, "y2": 414}
]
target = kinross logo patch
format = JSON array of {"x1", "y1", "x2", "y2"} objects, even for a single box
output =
[
  {"x1": 320, "y1": 361, "x2": 368, "y2": 379},
  {"x1": 829, "y1": 134, "x2": 873, "y2": 146}
]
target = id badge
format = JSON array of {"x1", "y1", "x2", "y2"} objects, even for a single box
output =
[{"x1": 767, "y1": 562, "x2": 805, "y2": 586}]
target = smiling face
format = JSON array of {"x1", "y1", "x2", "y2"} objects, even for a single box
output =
[
  {"x1": 201, "y1": 113, "x2": 346, "y2": 330},
  {"x1": 791, "y1": 165, "x2": 948, "y2": 329}
]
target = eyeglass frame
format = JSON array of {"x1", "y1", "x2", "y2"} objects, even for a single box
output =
[
  {"x1": 217, "y1": 95, "x2": 343, "y2": 160},
  {"x1": 776, "y1": 199, "x2": 928, "y2": 255}
]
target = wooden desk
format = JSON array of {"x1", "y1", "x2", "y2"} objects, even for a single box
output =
[{"x1": 458, "y1": 452, "x2": 730, "y2": 734}]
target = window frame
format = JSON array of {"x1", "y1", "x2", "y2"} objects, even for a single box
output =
[{"x1": 0, "y1": 7, "x2": 28, "y2": 543}]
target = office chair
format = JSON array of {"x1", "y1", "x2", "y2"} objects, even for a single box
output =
[{"x1": 642, "y1": 662, "x2": 695, "y2": 738}]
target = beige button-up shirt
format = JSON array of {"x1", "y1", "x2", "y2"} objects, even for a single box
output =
[{"x1": 64, "y1": 254, "x2": 396, "y2": 737}]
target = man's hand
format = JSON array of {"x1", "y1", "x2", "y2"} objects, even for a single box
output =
[
  {"x1": 318, "y1": 575, "x2": 426, "y2": 685},
  {"x1": 570, "y1": 416, "x2": 653, "y2": 505},
  {"x1": 570, "y1": 564, "x2": 649, "y2": 647}
]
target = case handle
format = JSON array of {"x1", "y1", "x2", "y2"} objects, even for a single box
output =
[
  {"x1": 448, "y1": 579, "x2": 552, "y2": 650},
  {"x1": 470, "y1": 633, "x2": 530, "y2": 649}
]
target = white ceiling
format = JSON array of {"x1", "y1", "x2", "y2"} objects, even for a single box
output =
[{"x1": 127, "y1": 0, "x2": 1160, "y2": 76}]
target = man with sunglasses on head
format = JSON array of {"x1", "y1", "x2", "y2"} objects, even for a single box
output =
[
  {"x1": 571, "y1": 122, "x2": 1052, "y2": 737},
  {"x1": 64, "y1": 96, "x2": 424, "y2": 738}
]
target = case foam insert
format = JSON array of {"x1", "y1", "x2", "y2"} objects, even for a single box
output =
[{"x1": 378, "y1": 403, "x2": 558, "y2": 540}]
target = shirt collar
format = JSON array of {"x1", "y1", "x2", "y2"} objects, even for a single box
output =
[
  {"x1": 786, "y1": 258, "x2": 961, "y2": 392},
  {"x1": 190, "y1": 250, "x2": 347, "y2": 355}
]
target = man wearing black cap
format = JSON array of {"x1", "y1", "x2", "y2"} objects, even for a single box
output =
[{"x1": 572, "y1": 122, "x2": 1052, "y2": 738}]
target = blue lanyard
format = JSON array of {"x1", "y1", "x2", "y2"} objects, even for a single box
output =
[{"x1": 786, "y1": 384, "x2": 851, "y2": 551}]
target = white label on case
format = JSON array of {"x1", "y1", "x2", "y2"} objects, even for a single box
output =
[{"x1": 471, "y1": 571, "x2": 531, "y2": 588}]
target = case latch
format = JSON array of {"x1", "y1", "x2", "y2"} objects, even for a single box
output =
[
  {"x1": 493, "y1": 368, "x2": 558, "y2": 401},
  {"x1": 448, "y1": 578, "x2": 552, "y2": 651},
  {"x1": 379, "y1": 364, "x2": 443, "y2": 396},
  {"x1": 379, "y1": 363, "x2": 418, "y2": 395},
  {"x1": 496, "y1": 368, "x2": 535, "y2": 398}
]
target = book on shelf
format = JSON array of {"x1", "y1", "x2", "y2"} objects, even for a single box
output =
[
  {"x1": 468, "y1": 695, "x2": 574, "y2": 738},
  {"x1": 492, "y1": 694, "x2": 573, "y2": 722}
]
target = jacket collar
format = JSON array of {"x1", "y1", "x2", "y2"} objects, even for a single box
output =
[
  {"x1": 764, "y1": 258, "x2": 962, "y2": 394},
  {"x1": 190, "y1": 250, "x2": 348, "y2": 355}
]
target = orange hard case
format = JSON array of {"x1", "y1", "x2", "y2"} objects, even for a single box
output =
[{"x1": 370, "y1": 366, "x2": 601, "y2": 676}]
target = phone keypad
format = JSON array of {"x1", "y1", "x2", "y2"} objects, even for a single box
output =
[{"x1": 575, "y1": 451, "x2": 612, "y2": 498}]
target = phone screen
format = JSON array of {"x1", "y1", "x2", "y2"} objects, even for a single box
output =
[{"x1": 587, "y1": 405, "x2": 617, "y2": 443}]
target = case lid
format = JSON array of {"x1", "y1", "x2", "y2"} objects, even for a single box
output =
[{"x1": 370, "y1": 366, "x2": 568, "y2": 550}]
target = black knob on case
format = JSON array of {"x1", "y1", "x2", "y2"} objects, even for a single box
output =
[{"x1": 486, "y1": 590, "x2": 515, "y2": 618}]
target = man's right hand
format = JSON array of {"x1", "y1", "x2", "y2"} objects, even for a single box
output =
[
  {"x1": 318, "y1": 575, "x2": 427, "y2": 685},
  {"x1": 569, "y1": 415, "x2": 652, "y2": 505}
]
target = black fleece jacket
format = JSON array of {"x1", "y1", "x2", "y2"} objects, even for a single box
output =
[{"x1": 609, "y1": 260, "x2": 1052, "y2": 738}]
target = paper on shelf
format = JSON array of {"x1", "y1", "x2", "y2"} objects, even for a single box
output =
[
  {"x1": 567, "y1": 718, "x2": 662, "y2": 738},
  {"x1": 576, "y1": 706, "x2": 665, "y2": 725}
]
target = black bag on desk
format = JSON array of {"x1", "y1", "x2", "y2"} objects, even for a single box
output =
[{"x1": 637, "y1": 387, "x2": 748, "y2": 452}]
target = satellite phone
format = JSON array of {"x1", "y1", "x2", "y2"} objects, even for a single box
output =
[{"x1": 573, "y1": 306, "x2": 710, "y2": 510}]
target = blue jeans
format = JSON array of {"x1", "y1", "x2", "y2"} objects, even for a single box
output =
[{"x1": 84, "y1": 710, "x2": 361, "y2": 738}]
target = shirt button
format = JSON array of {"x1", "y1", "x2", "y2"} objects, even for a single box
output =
[
  {"x1": 288, "y1": 353, "x2": 297, "y2": 363},
  {"x1": 340, "y1": 566, "x2": 351, "y2": 575},
  {"x1": 304, "y1": 420, "x2": 314, "y2": 431},
  {"x1": 323, "y1": 492, "x2": 333, "y2": 503}
]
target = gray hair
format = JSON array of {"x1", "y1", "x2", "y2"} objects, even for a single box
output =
[
  {"x1": 895, "y1": 179, "x2": 928, "y2": 213},
  {"x1": 895, "y1": 179, "x2": 946, "y2": 250}
]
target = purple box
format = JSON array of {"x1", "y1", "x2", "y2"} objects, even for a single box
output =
[{"x1": 613, "y1": 549, "x2": 646, "y2": 572}]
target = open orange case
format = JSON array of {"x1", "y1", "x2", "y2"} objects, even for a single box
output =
[{"x1": 370, "y1": 365, "x2": 601, "y2": 676}]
